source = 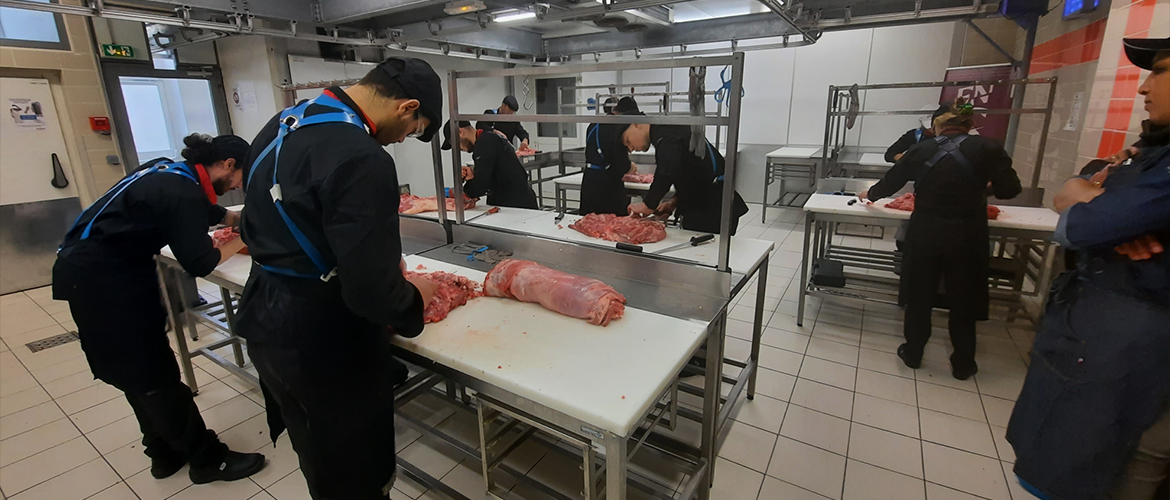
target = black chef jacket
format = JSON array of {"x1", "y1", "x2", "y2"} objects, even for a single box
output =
[
  {"x1": 644, "y1": 125, "x2": 748, "y2": 235},
  {"x1": 238, "y1": 86, "x2": 424, "y2": 337},
  {"x1": 54, "y1": 157, "x2": 225, "y2": 294},
  {"x1": 580, "y1": 123, "x2": 632, "y2": 215},
  {"x1": 464, "y1": 130, "x2": 539, "y2": 209},
  {"x1": 884, "y1": 128, "x2": 933, "y2": 163},
  {"x1": 869, "y1": 134, "x2": 1021, "y2": 214},
  {"x1": 476, "y1": 109, "x2": 529, "y2": 144}
]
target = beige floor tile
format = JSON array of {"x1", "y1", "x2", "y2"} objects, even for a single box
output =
[
  {"x1": 398, "y1": 435, "x2": 463, "y2": 481},
  {"x1": 0, "y1": 313, "x2": 59, "y2": 339},
  {"x1": 200, "y1": 395, "x2": 264, "y2": 433},
  {"x1": 855, "y1": 369, "x2": 917, "y2": 406},
  {"x1": 717, "y1": 419, "x2": 778, "y2": 473},
  {"x1": 799, "y1": 357, "x2": 857, "y2": 391},
  {"x1": 56, "y1": 382, "x2": 122, "y2": 415},
  {"x1": 858, "y1": 348, "x2": 916, "y2": 380},
  {"x1": 709, "y1": 457, "x2": 765, "y2": 499},
  {"x1": 193, "y1": 380, "x2": 243, "y2": 412},
  {"x1": 817, "y1": 309, "x2": 864, "y2": 330},
  {"x1": 0, "y1": 386, "x2": 51, "y2": 418},
  {"x1": 917, "y1": 381, "x2": 987, "y2": 422},
  {"x1": 0, "y1": 372, "x2": 39, "y2": 398},
  {"x1": 729, "y1": 393, "x2": 788, "y2": 433},
  {"x1": 920, "y1": 409, "x2": 997, "y2": 458},
  {"x1": 790, "y1": 379, "x2": 854, "y2": 420},
  {"x1": 43, "y1": 369, "x2": 102, "y2": 399},
  {"x1": 0, "y1": 417, "x2": 81, "y2": 467},
  {"x1": 0, "y1": 401, "x2": 65, "y2": 440},
  {"x1": 811, "y1": 321, "x2": 862, "y2": 347},
  {"x1": 9, "y1": 457, "x2": 119, "y2": 500},
  {"x1": 28, "y1": 356, "x2": 90, "y2": 385},
  {"x1": 87, "y1": 482, "x2": 141, "y2": 500},
  {"x1": 991, "y1": 425, "x2": 1015, "y2": 463},
  {"x1": 753, "y1": 367, "x2": 797, "y2": 401},
  {"x1": 219, "y1": 413, "x2": 271, "y2": 454},
  {"x1": 247, "y1": 434, "x2": 298, "y2": 488},
  {"x1": 70, "y1": 395, "x2": 133, "y2": 433},
  {"x1": 250, "y1": 491, "x2": 278, "y2": 500},
  {"x1": 767, "y1": 312, "x2": 815, "y2": 336},
  {"x1": 0, "y1": 352, "x2": 26, "y2": 381},
  {"x1": 925, "y1": 482, "x2": 986, "y2": 500},
  {"x1": 126, "y1": 465, "x2": 195, "y2": 500},
  {"x1": 767, "y1": 436, "x2": 847, "y2": 499},
  {"x1": 1003, "y1": 460, "x2": 1031, "y2": 500},
  {"x1": 15, "y1": 342, "x2": 85, "y2": 372},
  {"x1": 89, "y1": 414, "x2": 144, "y2": 454},
  {"x1": 842, "y1": 460, "x2": 926, "y2": 500},
  {"x1": 168, "y1": 476, "x2": 262, "y2": 500},
  {"x1": 758, "y1": 476, "x2": 833, "y2": 499},
  {"x1": 439, "y1": 458, "x2": 492, "y2": 499},
  {"x1": 847, "y1": 422, "x2": 923, "y2": 479},
  {"x1": 759, "y1": 344, "x2": 805, "y2": 376},
  {"x1": 915, "y1": 361, "x2": 978, "y2": 393},
  {"x1": 861, "y1": 316, "x2": 902, "y2": 336},
  {"x1": 761, "y1": 327, "x2": 811, "y2": 354},
  {"x1": 103, "y1": 442, "x2": 151, "y2": 479},
  {"x1": 781, "y1": 404, "x2": 850, "y2": 455},
  {"x1": 523, "y1": 449, "x2": 587, "y2": 500},
  {"x1": 725, "y1": 318, "x2": 756, "y2": 342},
  {"x1": 859, "y1": 330, "x2": 903, "y2": 354},
  {"x1": 922, "y1": 443, "x2": 1010, "y2": 500},
  {"x1": 852, "y1": 394, "x2": 920, "y2": 439},
  {"x1": 0, "y1": 436, "x2": 99, "y2": 495},
  {"x1": 975, "y1": 372, "x2": 1025, "y2": 402}
]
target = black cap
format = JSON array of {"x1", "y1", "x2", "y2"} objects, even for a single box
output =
[
  {"x1": 614, "y1": 97, "x2": 640, "y2": 115},
  {"x1": 441, "y1": 120, "x2": 473, "y2": 150},
  {"x1": 610, "y1": 111, "x2": 646, "y2": 139},
  {"x1": 502, "y1": 95, "x2": 519, "y2": 112},
  {"x1": 373, "y1": 57, "x2": 443, "y2": 142},
  {"x1": 1123, "y1": 37, "x2": 1170, "y2": 71},
  {"x1": 931, "y1": 104, "x2": 950, "y2": 121},
  {"x1": 212, "y1": 135, "x2": 250, "y2": 166},
  {"x1": 602, "y1": 97, "x2": 617, "y2": 115}
]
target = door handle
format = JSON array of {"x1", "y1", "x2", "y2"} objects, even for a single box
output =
[{"x1": 50, "y1": 153, "x2": 69, "y2": 189}]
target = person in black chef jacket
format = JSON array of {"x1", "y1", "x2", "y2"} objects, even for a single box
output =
[
  {"x1": 234, "y1": 57, "x2": 441, "y2": 499},
  {"x1": 884, "y1": 104, "x2": 951, "y2": 163},
  {"x1": 476, "y1": 95, "x2": 534, "y2": 153},
  {"x1": 53, "y1": 133, "x2": 265, "y2": 484},
  {"x1": 443, "y1": 119, "x2": 540, "y2": 210},
  {"x1": 860, "y1": 99, "x2": 1021, "y2": 380},
  {"x1": 619, "y1": 113, "x2": 749, "y2": 235},
  {"x1": 581, "y1": 97, "x2": 640, "y2": 215}
]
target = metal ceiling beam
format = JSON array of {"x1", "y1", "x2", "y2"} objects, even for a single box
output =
[
  {"x1": 543, "y1": 12, "x2": 807, "y2": 56},
  {"x1": 318, "y1": 0, "x2": 448, "y2": 24},
  {"x1": 803, "y1": 3, "x2": 998, "y2": 31},
  {"x1": 115, "y1": 0, "x2": 318, "y2": 23}
]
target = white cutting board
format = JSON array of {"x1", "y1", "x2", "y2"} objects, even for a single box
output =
[
  {"x1": 397, "y1": 256, "x2": 709, "y2": 436},
  {"x1": 803, "y1": 194, "x2": 1059, "y2": 232},
  {"x1": 554, "y1": 172, "x2": 668, "y2": 193},
  {"x1": 402, "y1": 203, "x2": 492, "y2": 222},
  {"x1": 767, "y1": 146, "x2": 822, "y2": 159},
  {"x1": 858, "y1": 153, "x2": 891, "y2": 166}
]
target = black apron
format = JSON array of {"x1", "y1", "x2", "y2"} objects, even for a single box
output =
[
  {"x1": 675, "y1": 180, "x2": 749, "y2": 236},
  {"x1": 579, "y1": 168, "x2": 630, "y2": 215}
]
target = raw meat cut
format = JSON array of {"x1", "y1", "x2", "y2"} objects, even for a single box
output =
[
  {"x1": 211, "y1": 227, "x2": 241, "y2": 248},
  {"x1": 516, "y1": 149, "x2": 538, "y2": 157},
  {"x1": 403, "y1": 270, "x2": 483, "y2": 323},
  {"x1": 399, "y1": 194, "x2": 478, "y2": 215},
  {"x1": 484, "y1": 259, "x2": 625, "y2": 326},
  {"x1": 569, "y1": 213, "x2": 667, "y2": 244},
  {"x1": 622, "y1": 173, "x2": 654, "y2": 184},
  {"x1": 883, "y1": 192, "x2": 1002, "y2": 219}
]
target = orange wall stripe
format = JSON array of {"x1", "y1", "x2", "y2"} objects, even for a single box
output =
[
  {"x1": 1027, "y1": 19, "x2": 1106, "y2": 76},
  {"x1": 1096, "y1": 0, "x2": 1156, "y2": 157}
]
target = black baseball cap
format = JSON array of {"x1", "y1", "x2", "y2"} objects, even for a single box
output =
[
  {"x1": 614, "y1": 97, "x2": 640, "y2": 115},
  {"x1": 441, "y1": 120, "x2": 473, "y2": 150},
  {"x1": 502, "y1": 95, "x2": 519, "y2": 112},
  {"x1": 610, "y1": 111, "x2": 646, "y2": 140},
  {"x1": 1123, "y1": 37, "x2": 1170, "y2": 71},
  {"x1": 372, "y1": 57, "x2": 443, "y2": 142}
]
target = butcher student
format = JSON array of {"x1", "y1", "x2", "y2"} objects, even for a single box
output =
[
  {"x1": 234, "y1": 57, "x2": 439, "y2": 499},
  {"x1": 476, "y1": 95, "x2": 535, "y2": 153},
  {"x1": 885, "y1": 104, "x2": 950, "y2": 163},
  {"x1": 859, "y1": 98, "x2": 1021, "y2": 380},
  {"x1": 53, "y1": 134, "x2": 264, "y2": 483},
  {"x1": 620, "y1": 112, "x2": 750, "y2": 235},
  {"x1": 582, "y1": 97, "x2": 641, "y2": 215},
  {"x1": 444, "y1": 119, "x2": 540, "y2": 210}
]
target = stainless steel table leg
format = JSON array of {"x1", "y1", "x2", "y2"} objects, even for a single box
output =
[
  {"x1": 797, "y1": 214, "x2": 814, "y2": 327},
  {"x1": 748, "y1": 254, "x2": 768, "y2": 400},
  {"x1": 605, "y1": 431, "x2": 627, "y2": 500},
  {"x1": 699, "y1": 311, "x2": 725, "y2": 499},
  {"x1": 219, "y1": 287, "x2": 245, "y2": 367},
  {"x1": 762, "y1": 162, "x2": 770, "y2": 224},
  {"x1": 157, "y1": 261, "x2": 200, "y2": 394},
  {"x1": 170, "y1": 268, "x2": 201, "y2": 342}
]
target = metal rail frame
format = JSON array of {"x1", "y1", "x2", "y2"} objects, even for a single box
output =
[{"x1": 819, "y1": 77, "x2": 1059, "y2": 188}]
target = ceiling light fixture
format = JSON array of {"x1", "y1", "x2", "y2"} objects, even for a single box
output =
[
  {"x1": 494, "y1": 11, "x2": 537, "y2": 23},
  {"x1": 444, "y1": 0, "x2": 487, "y2": 16}
]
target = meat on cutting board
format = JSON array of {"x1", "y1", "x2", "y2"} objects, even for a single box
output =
[
  {"x1": 883, "y1": 193, "x2": 1002, "y2": 220},
  {"x1": 403, "y1": 270, "x2": 483, "y2": 323},
  {"x1": 569, "y1": 213, "x2": 667, "y2": 244},
  {"x1": 211, "y1": 227, "x2": 241, "y2": 248},
  {"x1": 622, "y1": 173, "x2": 654, "y2": 184},
  {"x1": 484, "y1": 259, "x2": 626, "y2": 326},
  {"x1": 399, "y1": 194, "x2": 478, "y2": 215}
]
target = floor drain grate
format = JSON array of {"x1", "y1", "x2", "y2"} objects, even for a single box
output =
[{"x1": 26, "y1": 332, "x2": 80, "y2": 353}]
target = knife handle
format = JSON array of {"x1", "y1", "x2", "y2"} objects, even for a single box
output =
[
  {"x1": 616, "y1": 243, "x2": 643, "y2": 253},
  {"x1": 691, "y1": 234, "x2": 715, "y2": 245}
]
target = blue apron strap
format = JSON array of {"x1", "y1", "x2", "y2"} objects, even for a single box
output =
[
  {"x1": 587, "y1": 124, "x2": 608, "y2": 170},
  {"x1": 706, "y1": 142, "x2": 723, "y2": 182},
  {"x1": 915, "y1": 128, "x2": 923, "y2": 143},
  {"x1": 70, "y1": 162, "x2": 200, "y2": 241}
]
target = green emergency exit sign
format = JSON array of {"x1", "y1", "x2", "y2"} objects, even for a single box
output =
[{"x1": 101, "y1": 44, "x2": 135, "y2": 58}]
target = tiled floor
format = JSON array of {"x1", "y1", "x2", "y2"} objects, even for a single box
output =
[{"x1": 0, "y1": 205, "x2": 1037, "y2": 500}]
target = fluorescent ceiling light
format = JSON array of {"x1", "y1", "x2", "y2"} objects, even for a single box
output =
[
  {"x1": 494, "y1": 11, "x2": 537, "y2": 23},
  {"x1": 444, "y1": 0, "x2": 486, "y2": 15}
]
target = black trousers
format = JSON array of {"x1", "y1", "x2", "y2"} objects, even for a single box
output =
[
  {"x1": 900, "y1": 213, "x2": 989, "y2": 368},
  {"x1": 63, "y1": 273, "x2": 226, "y2": 467}
]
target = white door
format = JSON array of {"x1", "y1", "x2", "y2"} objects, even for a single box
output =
[{"x1": 0, "y1": 77, "x2": 83, "y2": 294}]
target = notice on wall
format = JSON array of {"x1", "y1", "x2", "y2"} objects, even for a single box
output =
[
  {"x1": 7, "y1": 98, "x2": 46, "y2": 130},
  {"x1": 1064, "y1": 92, "x2": 1083, "y2": 132},
  {"x1": 940, "y1": 64, "x2": 1015, "y2": 143},
  {"x1": 232, "y1": 81, "x2": 258, "y2": 112}
]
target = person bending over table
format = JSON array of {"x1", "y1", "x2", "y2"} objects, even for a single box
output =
[
  {"x1": 859, "y1": 98, "x2": 1021, "y2": 381},
  {"x1": 444, "y1": 119, "x2": 540, "y2": 210}
]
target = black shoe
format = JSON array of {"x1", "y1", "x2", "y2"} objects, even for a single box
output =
[
  {"x1": 897, "y1": 344, "x2": 921, "y2": 369},
  {"x1": 150, "y1": 454, "x2": 187, "y2": 479},
  {"x1": 189, "y1": 451, "x2": 266, "y2": 484},
  {"x1": 952, "y1": 362, "x2": 979, "y2": 381}
]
